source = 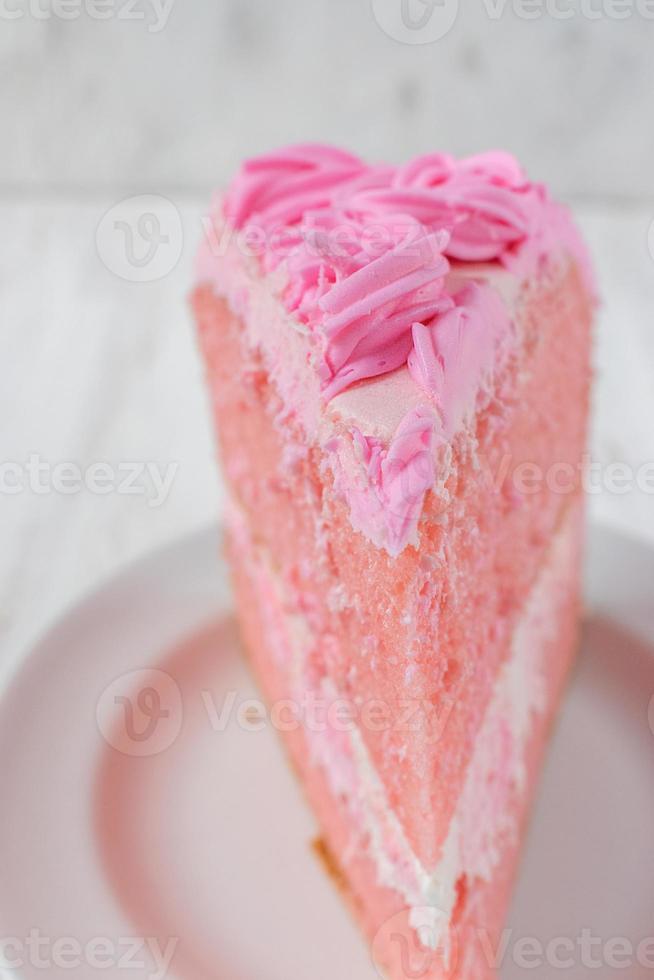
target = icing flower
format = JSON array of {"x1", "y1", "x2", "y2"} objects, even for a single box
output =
[
  {"x1": 352, "y1": 151, "x2": 540, "y2": 262},
  {"x1": 223, "y1": 143, "x2": 366, "y2": 230},
  {"x1": 318, "y1": 227, "x2": 452, "y2": 399}
]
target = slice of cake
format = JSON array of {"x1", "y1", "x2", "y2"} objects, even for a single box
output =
[{"x1": 192, "y1": 145, "x2": 594, "y2": 979}]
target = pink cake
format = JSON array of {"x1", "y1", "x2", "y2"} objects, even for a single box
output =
[{"x1": 192, "y1": 145, "x2": 594, "y2": 979}]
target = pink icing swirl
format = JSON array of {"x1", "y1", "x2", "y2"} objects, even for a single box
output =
[
  {"x1": 224, "y1": 144, "x2": 366, "y2": 231},
  {"x1": 318, "y1": 227, "x2": 452, "y2": 399},
  {"x1": 361, "y1": 151, "x2": 538, "y2": 262},
  {"x1": 408, "y1": 282, "x2": 509, "y2": 432},
  {"x1": 332, "y1": 407, "x2": 439, "y2": 556},
  {"x1": 222, "y1": 143, "x2": 570, "y2": 404}
]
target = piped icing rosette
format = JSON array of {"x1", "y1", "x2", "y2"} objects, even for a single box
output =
[
  {"x1": 316, "y1": 225, "x2": 452, "y2": 399},
  {"x1": 356, "y1": 150, "x2": 539, "y2": 262},
  {"x1": 222, "y1": 144, "x2": 583, "y2": 406},
  {"x1": 223, "y1": 143, "x2": 366, "y2": 231}
]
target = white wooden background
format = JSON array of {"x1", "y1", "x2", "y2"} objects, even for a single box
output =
[{"x1": 1, "y1": 0, "x2": 654, "y2": 671}]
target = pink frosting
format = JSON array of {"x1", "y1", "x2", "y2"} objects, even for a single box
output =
[
  {"x1": 327, "y1": 407, "x2": 440, "y2": 556},
  {"x1": 326, "y1": 282, "x2": 510, "y2": 556},
  {"x1": 222, "y1": 143, "x2": 589, "y2": 408},
  {"x1": 223, "y1": 143, "x2": 366, "y2": 229},
  {"x1": 351, "y1": 150, "x2": 535, "y2": 262},
  {"x1": 206, "y1": 144, "x2": 592, "y2": 555},
  {"x1": 408, "y1": 281, "x2": 509, "y2": 433},
  {"x1": 318, "y1": 229, "x2": 452, "y2": 399}
]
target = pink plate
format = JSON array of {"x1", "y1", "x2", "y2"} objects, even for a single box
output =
[{"x1": 0, "y1": 524, "x2": 653, "y2": 980}]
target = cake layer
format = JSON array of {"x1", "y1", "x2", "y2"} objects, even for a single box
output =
[
  {"x1": 225, "y1": 494, "x2": 583, "y2": 978},
  {"x1": 193, "y1": 255, "x2": 591, "y2": 872}
]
